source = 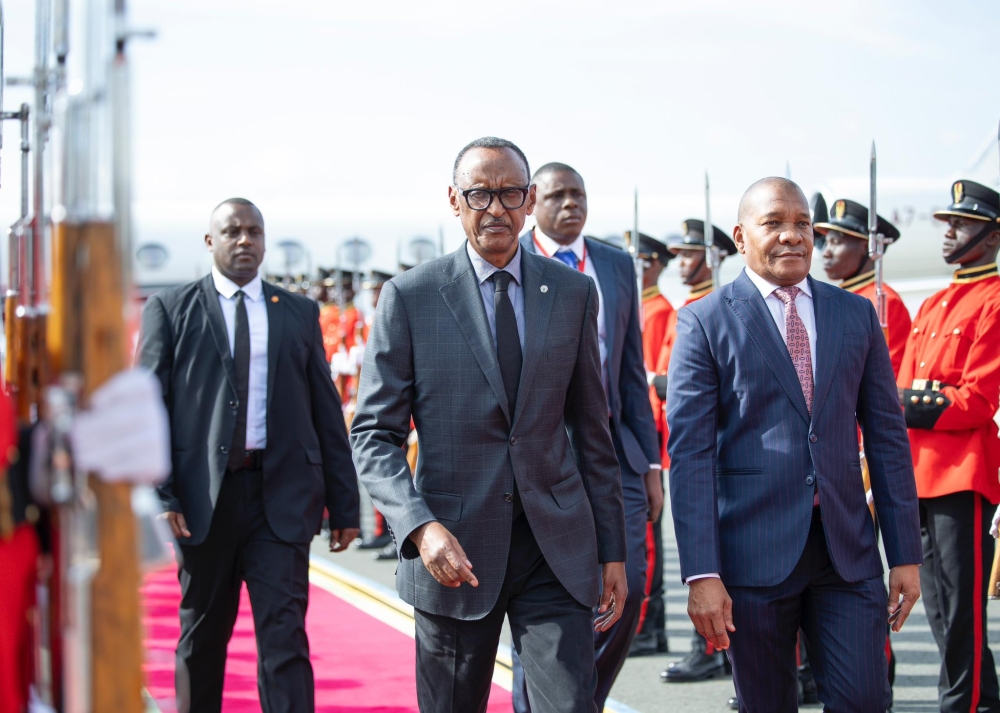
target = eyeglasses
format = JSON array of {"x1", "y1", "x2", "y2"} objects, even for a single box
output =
[{"x1": 454, "y1": 186, "x2": 530, "y2": 211}]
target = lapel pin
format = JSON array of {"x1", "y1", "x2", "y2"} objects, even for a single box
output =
[
  {"x1": 271, "y1": 295, "x2": 279, "y2": 303},
  {"x1": 540, "y1": 285, "x2": 548, "y2": 293}
]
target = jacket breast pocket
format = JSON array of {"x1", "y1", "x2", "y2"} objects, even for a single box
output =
[
  {"x1": 716, "y1": 467, "x2": 763, "y2": 477},
  {"x1": 943, "y1": 319, "x2": 974, "y2": 373},
  {"x1": 421, "y1": 491, "x2": 463, "y2": 522},
  {"x1": 547, "y1": 338, "x2": 578, "y2": 363},
  {"x1": 550, "y1": 473, "x2": 586, "y2": 509}
]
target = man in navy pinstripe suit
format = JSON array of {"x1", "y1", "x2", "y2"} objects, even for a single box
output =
[{"x1": 667, "y1": 177, "x2": 922, "y2": 712}]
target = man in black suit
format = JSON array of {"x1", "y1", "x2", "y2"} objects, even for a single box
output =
[
  {"x1": 511, "y1": 162, "x2": 662, "y2": 712},
  {"x1": 138, "y1": 198, "x2": 360, "y2": 713}
]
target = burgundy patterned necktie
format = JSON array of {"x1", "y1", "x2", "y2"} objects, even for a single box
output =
[{"x1": 773, "y1": 286, "x2": 813, "y2": 414}]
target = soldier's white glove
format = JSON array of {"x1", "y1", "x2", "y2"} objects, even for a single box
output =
[
  {"x1": 991, "y1": 501, "x2": 1000, "y2": 539},
  {"x1": 331, "y1": 348, "x2": 353, "y2": 376},
  {"x1": 69, "y1": 368, "x2": 170, "y2": 484},
  {"x1": 349, "y1": 344, "x2": 365, "y2": 370}
]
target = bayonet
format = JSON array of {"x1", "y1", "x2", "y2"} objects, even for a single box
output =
[
  {"x1": 632, "y1": 188, "x2": 643, "y2": 326},
  {"x1": 705, "y1": 171, "x2": 720, "y2": 290},
  {"x1": 868, "y1": 142, "x2": 887, "y2": 332}
]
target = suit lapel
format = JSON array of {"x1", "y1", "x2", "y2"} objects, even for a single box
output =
[
  {"x1": 512, "y1": 254, "x2": 554, "y2": 428},
  {"x1": 809, "y1": 278, "x2": 841, "y2": 420},
  {"x1": 439, "y1": 250, "x2": 512, "y2": 423},
  {"x1": 262, "y1": 281, "x2": 284, "y2": 411},
  {"x1": 587, "y1": 238, "x2": 617, "y2": 360},
  {"x1": 725, "y1": 272, "x2": 810, "y2": 424},
  {"x1": 198, "y1": 275, "x2": 237, "y2": 394}
]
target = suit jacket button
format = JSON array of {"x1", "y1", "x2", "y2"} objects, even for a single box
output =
[
  {"x1": 230, "y1": 400, "x2": 238, "y2": 409},
  {"x1": 503, "y1": 493, "x2": 513, "y2": 503},
  {"x1": 805, "y1": 475, "x2": 815, "y2": 486},
  {"x1": 509, "y1": 436, "x2": 517, "y2": 445},
  {"x1": 809, "y1": 434, "x2": 818, "y2": 443},
  {"x1": 220, "y1": 446, "x2": 229, "y2": 454}
]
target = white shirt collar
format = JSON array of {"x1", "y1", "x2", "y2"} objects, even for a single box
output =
[
  {"x1": 533, "y1": 227, "x2": 585, "y2": 261},
  {"x1": 743, "y1": 266, "x2": 811, "y2": 300},
  {"x1": 212, "y1": 265, "x2": 264, "y2": 301}
]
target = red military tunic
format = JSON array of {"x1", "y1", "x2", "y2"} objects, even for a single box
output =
[
  {"x1": 897, "y1": 263, "x2": 1000, "y2": 502},
  {"x1": 653, "y1": 280, "x2": 713, "y2": 467},
  {"x1": 318, "y1": 303, "x2": 340, "y2": 362},
  {"x1": 841, "y1": 271, "x2": 911, "y2": 376},
  {"x1": 642, "y1": 286, "x2": 675, "y2": 438}
]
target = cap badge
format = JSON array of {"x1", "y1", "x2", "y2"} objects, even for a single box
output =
[
  {"x1": 954, "y1": 182, "x2": 964, "y2": 204},
  {"x1": 682, "y1": 221, "x2": 689, "y2": 234},
  {"x1": 834, "y1": 200, "x2": 846, "y2": 219}
]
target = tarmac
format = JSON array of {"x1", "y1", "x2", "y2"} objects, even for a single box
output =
[{"x1": 313, "y1": 486, "x2": 1000, "y2": 713}]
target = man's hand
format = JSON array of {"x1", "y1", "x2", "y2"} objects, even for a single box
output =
[
  {"x1": 688, "y1": 577, "x2": 735, "y2": 650},
  {"x1": 644, "y1": 468, "x2": 664, "y2": 522},
  {"x1": 887, "y1": 564, "x2": 921, "y2": 633},
  {"x1": 159, "y1": 511, "x2": 191, "y2": 539},
  {"x1": 329, "y1": 528, "x2": 360, "y2": 553},
  {"x1": 596, "y1": 562, "x2": 627, "y2": 632},
  {"x1": 410, "y1": 521, "x2": 479, "y2": 588}
]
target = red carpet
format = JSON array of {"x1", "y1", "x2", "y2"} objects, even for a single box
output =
[{"x1": 141, "y1": 566, "x2": 513, "y2": 712}]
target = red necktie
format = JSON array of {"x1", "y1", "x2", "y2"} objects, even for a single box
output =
[{"x1": 773, "y1": 286, "x2": 813, "y2": 415}]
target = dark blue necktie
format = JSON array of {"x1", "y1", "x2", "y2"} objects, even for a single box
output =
[{"x1": 553, "y1": 249, "x2": 579, "y2": 270}]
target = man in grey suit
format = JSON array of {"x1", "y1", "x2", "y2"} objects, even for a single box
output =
[
  {"x1": 139, "y1": 198, "x2": 360, "y2": 713},
  {"x1": 350, "y1": 137, "x2": 627, "y2": 713}
]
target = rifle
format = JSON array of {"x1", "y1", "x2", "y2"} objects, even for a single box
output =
[
  {"x1": 859, "y1": 142, "x2": 889, "y2": 521},
  {"x1": 2, "y1": 0, "x2": 151, "y2": 709},
  {"x1": 705, "y1": 172, "x2": 720, "y2": 290}
]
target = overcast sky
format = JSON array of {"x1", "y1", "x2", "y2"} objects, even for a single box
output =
[{"x1": 0, "y1": 0, "x2": 998, "y2": 286}]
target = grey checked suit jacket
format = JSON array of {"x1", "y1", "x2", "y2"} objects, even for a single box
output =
[
  {"x1": 520, "y1": 231, "x2": 660, "y2": 476},
  {"x1": 667, "y1": 271, "x2": 922, "y2": 587},
  {"x1": 350, "y1": 245, "x2": 626, "y2": 620}
]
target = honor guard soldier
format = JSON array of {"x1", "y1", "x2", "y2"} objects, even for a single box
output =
[
  {"x1": 658, "y1": 219, "x2": 737, "y2": 684},
  {"x1": 630, "y1": 232, "x2": 675, "y2": 657},
  {"x1": 317, "y1": 269, "x2": 341, "y2": 363},
  {"x1": 898, "y1": 179, "x2": 1000, "y2": 713},
  {"x1": 815, "y1": 198, "x2": 911, "y2": 373},
  {"x1": 355, "y1": 269, "x2": 399, "y2": 555},
  {"x1": 652, "y1": 219, "x2": 736, "y2": 463}
]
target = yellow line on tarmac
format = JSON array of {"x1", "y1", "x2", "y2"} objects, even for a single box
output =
[{"x1": 308, "y1": 559, "x2": 514, "y2": 690}]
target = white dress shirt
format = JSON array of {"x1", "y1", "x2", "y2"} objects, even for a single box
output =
[
  {"x1": 532, "y1": 228, "x2": 608, "y2": 391},
  {"x1": 212, "y1": 267, "x2": 269, "y2": 450},
  {"x1": 687, "y1": 267, "x2": 817, "y2": 585}
]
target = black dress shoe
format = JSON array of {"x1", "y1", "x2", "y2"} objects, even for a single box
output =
[
  {"x1": 356, "y1": 533, "x2": 392, "y2": 550},
  {"x1": 628, "y1": 630, "x2": 660, "y2": 657},
  {"x1": 373, "y1": 542, "x2": 397, "y2": 560},
  {"x1": 660, "y1": 648, "x2": 728, "y2": 682},
  {"x1": 727, "y1": 696, "x2": 738, "y2": 710}
]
